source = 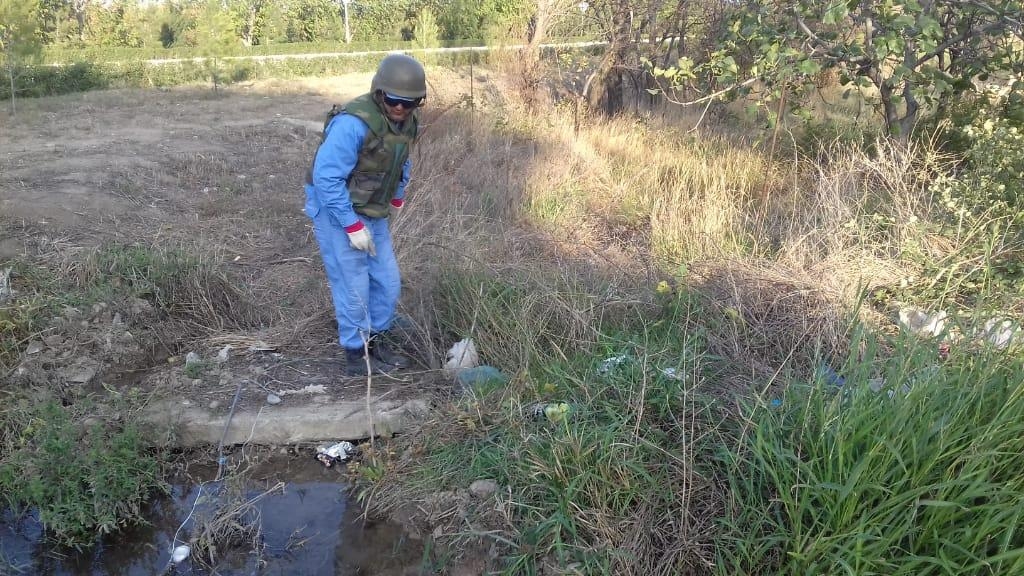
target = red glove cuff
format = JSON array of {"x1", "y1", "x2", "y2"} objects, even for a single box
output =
[
  {"x1": 390, "y1": 198, "x2": 404, "y2": 208},
  {"x1": 344, "y1": 221, "x2": 365, "y2": 234}
]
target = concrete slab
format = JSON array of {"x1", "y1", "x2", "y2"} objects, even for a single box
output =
[{"x1": 144, "y1": 396, "x2": 430, "y2": 447}]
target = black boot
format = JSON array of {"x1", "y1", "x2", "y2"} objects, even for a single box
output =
[
  {"x1": 345, "y1": 347, "x2": 394, "y2": 376},
  {"x1": 369, "y1": 335, "x2": 411, "y2": 369}
]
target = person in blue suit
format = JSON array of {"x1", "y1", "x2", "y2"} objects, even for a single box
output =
[{"x1": 304, "y1": 53, "x2": 426, "y2": 376}]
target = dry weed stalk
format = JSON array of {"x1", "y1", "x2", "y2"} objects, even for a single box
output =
[{"x1": 191, "y1": 481, "x2": 285, "y2": 569}]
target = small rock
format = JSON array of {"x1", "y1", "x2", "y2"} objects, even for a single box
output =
[
  {"x1": 112, "y1": 312, "x2": 123, "y2": 325},
  {"x1": 468, "y1": 479, "x2": 499, "y2": 499},
  {"x1": 266, "y1": 393, "x2": 282, "y2": 405},
  {"x1": 25, "y1": 341, "x2": 43, "y2": 355},
  {"x1": 43, "y1": 334, "x2": 63, "y2": 348},
  {"x1": 208, "y1": 400, "x2": 221, "y2": 410},
  {"x1": 191, "y1": 379, "x2": 203, "y2": 386},
  {"x1": 79, "y1": 320, "x2": 90, "y2": 329},
  {"x1": 128, "y1": 297, "x2": 152, "y2": 315},
  {"x1": 215, "y1": 345, "x2": 231, "y2": 363},
  {"x1": 68, "y1": 364, "x2": 97, "y2": 384}
]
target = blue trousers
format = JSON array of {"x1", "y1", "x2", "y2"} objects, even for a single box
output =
[{"x1": 311, "y1": 211, "x2": 400, "y2": 350}]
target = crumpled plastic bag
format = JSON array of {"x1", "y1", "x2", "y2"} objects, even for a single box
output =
[
  {"x1": 444, "y1": 338, "x2": 479, "y2": 375},
  {"x1": 315, "y1": 441, "x2": 357, "y2": 467}
]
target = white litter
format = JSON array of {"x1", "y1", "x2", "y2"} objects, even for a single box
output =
[
  {"x1": 978, "y1": 318, "x2": 1019, "y2": 349},
  {"x1": 660, "y1": 367, "x2": 685, "y2": 381},
  {"x1": 315, "y1": 441, "x2": 357, "y2": 467},
  {"x1": 444, "y1": 338, "x2": 479, "y2": 375},
  {"x1": 898, "y1": 307, "x2": 948, "y2": 338},
  {"x1": 171, "y1": 544, "x2": 191, "y2": 564},
  {"x1": 597, "y1": 355, "x2": 628, "y2": 375},
  {"x1": 215, "y1": 345, "x2": 232, "y2": 363},
  {"x1": 0, "y1": 268, "x2": 12, "y2": 303},
  {"x1": 276, "y1": 384, "x2": 328, "y2": 396}
]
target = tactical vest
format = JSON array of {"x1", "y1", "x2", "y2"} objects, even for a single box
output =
[{"x1": 307, "y1": 93, "x2": 419, "y2": 219}]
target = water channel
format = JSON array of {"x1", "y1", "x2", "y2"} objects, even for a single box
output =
[{"x1": 0, "y1": 454, "x2": 423, "y2": 575}]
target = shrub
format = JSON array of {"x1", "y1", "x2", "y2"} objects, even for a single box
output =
[
  {"x1": 923, "y1": 110, "x2": 1024, "y2": 307},
  {"x1": 0, "y1": 400, "x2": 166, "y2": 549}
]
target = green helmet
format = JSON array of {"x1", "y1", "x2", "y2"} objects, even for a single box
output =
[{"x1": 371, "y1": 53, "x2": 427, "y2": 99}]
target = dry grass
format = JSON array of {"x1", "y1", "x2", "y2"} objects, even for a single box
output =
[{"x1": 190, "y1": 481, "x2": 285, "y2": 569}]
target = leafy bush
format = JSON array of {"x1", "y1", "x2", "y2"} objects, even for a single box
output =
[
  {"x1": 0, "y1": 400, "x2": 166, "y2": 549},
  {"x1": 923, "y1": 110, "x2": 1024, "y2": 305},
  {"x1": 938, "y1": 112, "x2": 1024, "y2": 227}
]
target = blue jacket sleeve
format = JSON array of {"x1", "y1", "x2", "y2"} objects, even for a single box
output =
[
  {"x1": 310, "y1": 114, "x2": 367, "y2": 229},
  {"x1": 394, "y1": 157, "x2": 412, "y2": 202}
]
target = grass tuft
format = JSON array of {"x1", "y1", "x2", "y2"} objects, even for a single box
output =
[{"x1": 717, "y1": 330, "x2": 1024, "y2": 574}]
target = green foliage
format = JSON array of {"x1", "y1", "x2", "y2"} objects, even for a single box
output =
[
  {"x1": 350, "y1": 0, "x2": 421, "y2": 41},
  {"x1": 920, "y1": 110, "x2": 1024, "y2": 307},
  {"x1": 717, "y1": 331, "x2": 1024, "y2": 574},
  {"x1": 0, "y1": 50, "x2": 484, "y2": 100},
  {"x1": 0, "y1": 0, "x2": 43, "y2": 111},
  {"x1": 0, "y1": 399, "x2": 166, "y2": 549},
  {"x1": 0, "y1": 262, "x2": 58, "y2": 372},
  {"x1": 649, "y1": 0, "x2": 1024, "y2": 141},
  {"x1": 194, "y1": 0, "x2": 240, "y2": 90},
  {"x1": 402, "y1": 285, "x2": 718, "y2": 573},
  {"x1": 412, "y1": 7, "x2": 440, "y2": 50},
  {"x1": 86, "y1": 0, "x2": 147, "y2": 48},
  {"x1": 285, "y1": 0, "x2": 343, "y2": 43},
  {"x1": 432, "y1": 0, "x2": 528, "y2": 42}
]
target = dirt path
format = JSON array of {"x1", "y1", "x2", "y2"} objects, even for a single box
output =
[{"x1": 1, "y1": 73, "x2": 456, "y2": 429}]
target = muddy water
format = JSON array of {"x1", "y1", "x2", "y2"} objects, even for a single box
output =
[{"x1": 0, "y1": 455, "x2": 423, "y2": 575}]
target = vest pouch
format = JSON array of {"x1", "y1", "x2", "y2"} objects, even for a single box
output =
[{"x1": 348, "y1": 170, "x2": 386, "y2": 206}]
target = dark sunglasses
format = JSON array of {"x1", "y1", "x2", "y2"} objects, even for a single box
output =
[{"x1": 381, "y1": 92, "x2": 423, "y2": 109}]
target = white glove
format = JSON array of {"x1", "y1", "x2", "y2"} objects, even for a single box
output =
[{"x1": 347, "y1": 227, "x2": 376, "y2": 257}]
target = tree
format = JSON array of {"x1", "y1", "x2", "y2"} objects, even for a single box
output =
[
  {"x1": 229, "y1": 0, "x2": 267, "y2": 47},
  {"x1": 88, "y1": 0, "x2": 146, "y2": 47},
  {"x1": 0, "y1": 0, "x2": 43, "y2": 114},
  {"x1": 341, "y1": 0, "x2": 351, "y2": 43},
  {"x1": 195, "y1": 0, "x2": 237, "y2": 91},
  {"x1": 285, "y1": 0, "x2": 343, "y2": 42},
  {"x1": 655, "y1": 0, "x2": 1024, "y2": 141},
  {"x1": 574, "y1": 0, "x2": 706, "y2": 115},
  {"x1": 412, "y1": 7, "x2": 440, "y2": 50}
]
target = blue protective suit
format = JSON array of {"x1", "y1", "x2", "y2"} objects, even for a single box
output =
[{"x1": 304, "y1": 113, "x2": 412, "y2": 351}]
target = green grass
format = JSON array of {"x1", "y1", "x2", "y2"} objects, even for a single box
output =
[
  {"x1": 0, "y1": 262, "x2": 62, "y2": 371},
  {"x1": 374, "y1": 286, "x2": 724, "y2": 573},
  {"x1": 0, "y1": 398, "x2": 167, "y2": 549},
  {"x1": 1, "y1": 243, "x2": 250, "y2": 372},
  {"x1": 717, "y1": 329, "x2": 1024, "y2": 575},
  {"x1": 0, "y1": 242, "x2": 248, "y2": 547}
]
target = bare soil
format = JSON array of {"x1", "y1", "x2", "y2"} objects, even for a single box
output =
[{"x1": 0, "y1": 73, "x2": 459, "y2": 417}]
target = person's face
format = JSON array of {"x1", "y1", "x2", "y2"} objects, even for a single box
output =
[{"x1": 381, "y1": 92, "x2": 422, "y2": 122}]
